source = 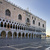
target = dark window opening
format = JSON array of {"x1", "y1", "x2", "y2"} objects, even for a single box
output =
[
  {"x1": 32, "y1": 17, "x2": 33, "y2": 19},
  {"x1": 13, "y1": 24, "x2": 15, "y2": 29},
  {"x1": 16, "y1": 25, "x2": 17, "y2": 29},
  {"x1": 10, "y1": 24, "x2": 12, "y2": 28},
  {"x1": 43, "y1": 24, "x2": 44, "y2": 27},
  {"x1": 38, "y1": 22, "x2": 40, "y2": 26},
  {"x1": 18, "y1": 14, "x2": 22, "y2": 20},
  {"x1": 9, "y1": 21, "x2": 11, "y2": 23},
  {"x1": 0, "y1": 19, "x2": 1, "y2": 21},
  {"x1": 0, "y1": 1, "x2": 2, "y2": 4},
  {"x1": 18, "y1": 26, "x2": 19, "y2": 29},
  {"x1": 3, "y1": 19, "x2": 5, "y2": 21},
  {"x1": 5, "y1": 9, "x2": 11, "y2": 16},
  {"x1": 33, "y1": 20, "x2": 35, "y2": 24},
  {"x1": 20, "y1": 26, "x2": 21, "y2": 30},
  {"x1": 6, "y1": 20, "x2": 8, "y2": 22},
  {"x1": 27, "y1": 18, "x2": 30, "y2": 22},
  {"x1": 4, "y1": 23, "x2": 6, "y2": 27},
  {"x1": 7, "y1": 23, "x2": 9, "y2": 28},
  {"x1": 1, "y1": 22, "x2": 3, "y2": 27}
]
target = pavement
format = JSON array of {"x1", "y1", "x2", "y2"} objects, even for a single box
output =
[{"x1": 0, "y1": 38, "x2": 50, "y2": 50}]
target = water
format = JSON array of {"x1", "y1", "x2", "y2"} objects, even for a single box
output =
[{"x1": 0, "y1": 38, "x2": 50, "y2": 50}]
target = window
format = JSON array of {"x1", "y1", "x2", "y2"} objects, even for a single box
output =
[
  {"x1": 4, "y1": 23, "x2": 6, "y2": 27},
  {"x1": 6, "y1": 20, "x2": 8, "y2": 22},
  {"x1": 32, "y1": 17, "x2": 33, "y2": 19},
  {"x1": 43, "y1": 24, "x2": 44, "y2": 27},
  {"x1": 27, "y1": 18, "x2": 30, "y2": 22},
  {"x1": 3, "y1": 19, "x2": 5, "y2": 21},
  {"x1": 16, "y1": 25, "x2": 17, "y2": 29},
  {"x1": 14, "y1": 8, "x2": 15, "y2": 10},
  {"x1": 38, "y1": 22, "x2": 40, "y2": 26},
  {"x1": 7, "y1": 23, "x2": 9, "y2": 28},
  {"x1": 35, "y1": 18, "x2": 36, "y2": 20},
  {"x1": 13, "y1": 24, "x2": 15, "y2": 29},
  {"x1": 0, "y1": 1, "x2": 2, "y2": 4},
  {"x1": 5, "y1": 9, "x2": 11, "y2": 16},
  {"x1": 9, "y1": 21, "x2": 11, "y2": 23},
  {"x1": 1, "y1": 22, "x2": 3, "y2": 27},
  {"x1": 10, "y1": 24, "x2": 12, "y2": 28},
  {"x1": 33, "y1": 20, "x2": 35, "y2": 24},
  {"x1": 0, "y1": 19, "x2": 1, "y2": 21},
  {"x1": 18, "y1": 14, "x2": 22, "y2": 20}
]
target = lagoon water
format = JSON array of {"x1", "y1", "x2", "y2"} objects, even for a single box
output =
[{"x1": 0, "y1": 38, "x2": 50, "y2": 50}]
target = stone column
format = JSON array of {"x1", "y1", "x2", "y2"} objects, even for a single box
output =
[
  {"x1": 6, "y1": 31, "x2": 8, "y2": 38},
  {"x1": 25, "y1": 33, "x2": 26, "y2": 38},
  {"x1": 33, "y1": 34, "x2": 34, "y2": 38},
  {"x1": 21, "y1": 32, "x2": 22, "y2": 38},
  {"x1": 3, "y1": 22, "x2": 4, "y2": 27},
  {"x1": 17, "y1": 25, "x2": 18, "y2": 30},
  {"x1": 17, "y1": 32, "x2": 18, "y2": 38},
  {"x1": 12, "y1": 24, "x2": 13, "y2": 29},
  {"x1": 0, "y1": 31, "x2": 1, "y2": 38},
  {"x1": 12, "y1": 32, "x2": 13, "y2": 38},
  {"x1": 28, "y1": 33, "x2": 29, "y2": 38}
]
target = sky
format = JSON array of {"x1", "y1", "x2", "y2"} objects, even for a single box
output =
[{"x1": 8, "y1": 0, "x2": 50, "y2": 35}]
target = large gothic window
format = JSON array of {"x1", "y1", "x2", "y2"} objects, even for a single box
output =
[
  {"x1": 43, "y1": 24, "x2": 44, "y2": 27},
  {"x1": 27, "y1": 18, "x2": 30, "y2": 22},
  {"x1": 38, "y1": 22, "x2": 40, "y2": 26},
  {"x1": 5, "y1": 9, "x2": 11, "y2": 16},
  {"x1": 33, "y1": 20, "x2": 35, "y2": 24},
  {"x1": 18, "y1": 14, "x2": 22, "y2": 20}
]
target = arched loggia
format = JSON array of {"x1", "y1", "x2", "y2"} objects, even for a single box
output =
[
  {"x1": 29, "y1": 33, "x2": 31, "y2": 38},
  {"x1": 13, "y1": 32, "x2": 17, "y2": 38},
  {"x1": 18, "y1": 32, "x2": 21, "y2": 38},
  {"x1": 8, "y1": 31, "x2": 12, "y2": 38},
  {"x1": 26, "y1": 33, "x2": 28, "y2": 38},
  {"x1": 1, "y1": 31, "x2": 6, "y2": 38},
  {"x1": 22, "y1": 33, "x2": 25, "y2": 38}
]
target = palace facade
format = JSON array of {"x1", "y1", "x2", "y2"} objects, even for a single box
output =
[{"x1": 0, "y1": 0, "x2": 46, "y2": 38}]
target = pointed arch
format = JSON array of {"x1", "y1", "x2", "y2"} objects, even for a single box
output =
[
  {"x1": 13, "y1": 32, "x2": 17, "y2": 38},
  {"x1": 10, "y1": 24, "x2": 12, "y2": 28},
  {"x1": 16, "y1": 25, "x2": 17, "y2": 29},
  {"x1": 5, "y1": 9, "x2": 11, "y2": 16},
  {"x1": 26, "y1": 33, "x2": 28, "y2": 38},
  {"x1": 4, "y1": 22, "x2": 6, "y2": 28},
  {"x1": 1, "y1": 22, "x2": 3, "y2": 27},
  {"x1": 22, "y1": 33, "x2": 25, "y2": 38},
  {"x1": 29, "y1": 33, "x2": 31, "y2": 38},
  {"x1": 18, "y1": 32, "x2": 21, "y2": 38},
  {"x1": 13, "y1": 24, "x2": 15, "y2": 29},
  {"x1": 8, "y1": 31, "x2": 12, "y2": 38},
  {"x1": 1, "y1": 31, "x2": 6, "y2": 38},
  {"x1": 7, "y1": 23, "x2": 10, "y2": 28},
  {"x1": 18, "y1": 14, "x2": 22, "y2": 20}
]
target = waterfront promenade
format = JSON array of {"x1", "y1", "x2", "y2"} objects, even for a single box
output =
[{"x1": 0, "y1": 38, "x2": 50, "y2": 50}]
